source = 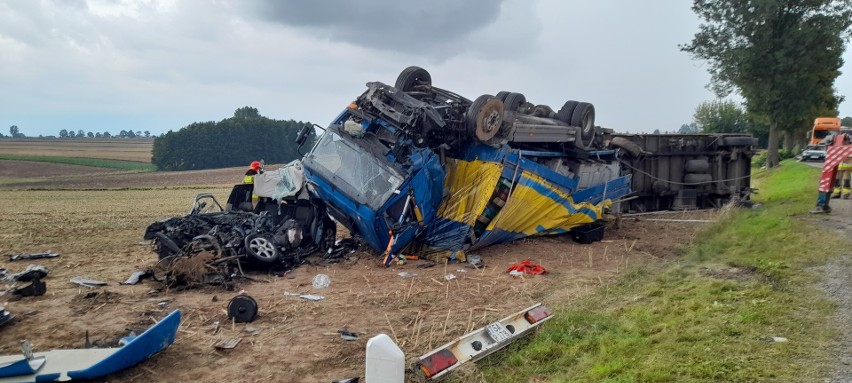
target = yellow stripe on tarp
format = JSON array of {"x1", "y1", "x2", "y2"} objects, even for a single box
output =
[
  {"x1": 488, "y1": 170, "x2": 601, "y2": 236},
  {"x1": 436, "y1": 159, "x2": 502, "y2": 225}
]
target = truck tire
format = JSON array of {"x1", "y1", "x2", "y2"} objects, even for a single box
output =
[
  {"x1": 466, "y1": 95, "x2": 504, "y2": 142},
  {"x1": 496, "y1": 91, "x2": 511, "y2": 102},
  {"x1": 611, "y1": 137, "x2": 643, "y2": 157},
  {"x1": 556, "y1": 101, "x2": 579, "y2": 124},
  {"x1": 395, "y1": 66, "x2": 431, "y2": 92},
  {"x1": 685, "y1": 159, "x2": 710, "y2": 173},
  {"x1": 683, "y1": 173, "x2": 713, "y2": 185},
  {"x1": 503, "y1": 93, "x2": 526, "y2": 112},
  {"x1": 571, "y1": 102, "x2": 596, "y2": 142}
]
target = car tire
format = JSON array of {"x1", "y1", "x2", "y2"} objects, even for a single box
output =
[
  {"x1": 320, "y1": 219, "x2": 337, "y2": 254},
  {"x1": 556, "y1": 101, "x2": 579, "y2": 124},
  {"x1": 570, "y1": 102, "x2": 596, "y2": 142},
  {"x1": 395, "y1": 66, "x2": 431, "y2": 92},
  {"x1": 466, "y1": 95, "x2": 504, "y2": 142},
  {"x1": 244, "y1": 233, "x2": 281, "y2": 263},
  {"x1": 503, "y1": 92, "x2": 526, "y2": 112}
]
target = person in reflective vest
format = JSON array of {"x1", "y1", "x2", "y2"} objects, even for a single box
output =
[
  {"x1": 244, "y1": 161, "x2": 261, "y2": 184},
  {"x1": 834, "y1": 157, "x2": 852, "y2": 199},
  {"x1": 244, "y1": 161, "x2": 261, "y2": 206}
]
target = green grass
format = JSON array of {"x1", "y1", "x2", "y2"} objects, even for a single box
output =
[
  {"x1": 0, "y1": 154, "x2": 155, "y2": 171},
  {"x1": 472, "y1": 160, "x2": 841, "y2": 383}
]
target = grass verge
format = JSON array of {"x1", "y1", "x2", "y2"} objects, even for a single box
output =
[
  {"x1": 0, "y1": 154, "x2": 155, "y2": 171},
  {"x1": 472, "y1": 160, "x2": 839, "y2": 382}
]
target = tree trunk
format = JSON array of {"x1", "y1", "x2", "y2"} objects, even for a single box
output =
[
  {"x1": 767, "y1": 120, "x2": 780, "y2": 168},
  {"x1": 783, "y1": 131, "x2": 793, "y2": 151}
]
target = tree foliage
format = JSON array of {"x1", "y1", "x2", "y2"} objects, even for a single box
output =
[
  {"x1": 9, "y1": 125, "x2": 24, "y2": 138},
  {"x1": 682, "y1": 0, "x2": 852, "y2": 167},
  {"x1": 843, "y1": 116, "x2": 852, "y2": 127},
  {"x1": 151, "y1": 107, "x2": 316, "y2": 171},
  {"x1": 693, "y1": 100, "x2": 752, "y2": 133}
]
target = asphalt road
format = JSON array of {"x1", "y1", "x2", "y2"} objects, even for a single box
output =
[{"x1": 801, "y1": 159, "x2": 825, "y2": 168}]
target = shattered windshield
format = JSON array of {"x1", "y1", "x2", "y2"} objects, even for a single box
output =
[{"x1": 307, "y1": 131, "x2": 403, "y2": 209}]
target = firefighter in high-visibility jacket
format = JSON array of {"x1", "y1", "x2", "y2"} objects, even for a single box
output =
[
  {"x1": 833, "y1": 157, "x2": 852, "y2": 199},
  {"x1": 244, "y1": 161, "x2": 261, "y2": 205}
]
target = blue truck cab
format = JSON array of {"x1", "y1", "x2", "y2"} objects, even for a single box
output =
[{"x1": 302, "y1": 110, "x2": 446, "y2": 254}]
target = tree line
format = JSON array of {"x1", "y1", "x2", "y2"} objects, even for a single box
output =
[
  {"x1": 59, "y1": 129, "x2": 151, "y2": 138},
  {"x1": 151, "y1": 106, "x2": 316, "y2": 171}
]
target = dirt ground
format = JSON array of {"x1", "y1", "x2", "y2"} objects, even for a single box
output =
[
  {"x1": 0, "y1": 139, "x2": 154, "y2": 163},
  {"x1": 0, "y1": 167, "x2": 721, "y2": 382}
]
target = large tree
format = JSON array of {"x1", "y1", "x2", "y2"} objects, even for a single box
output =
[
  {"x1": 843, "y1": 116, "x2": 852, "y2": 126},
  {"x1": 682, "y1": 0, "x2": 852, "y2": 167}
]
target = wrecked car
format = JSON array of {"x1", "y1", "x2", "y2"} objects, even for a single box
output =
[
  {"x1": 144, "y1": 161, "x2": 337, "y2": 284},
  {"x1": 297, "y1": 66, "x2": 633, "y2": 263}
]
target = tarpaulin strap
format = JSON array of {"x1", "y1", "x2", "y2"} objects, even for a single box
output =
[{"x1": 506, "y1": 260, "x2": 546, "y2": 275}]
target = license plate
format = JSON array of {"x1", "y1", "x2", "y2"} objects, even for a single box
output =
[{"x1": 485, "y1": 322, "x2": 512, "y2": 342}]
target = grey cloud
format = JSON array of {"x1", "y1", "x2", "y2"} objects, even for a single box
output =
[{"x1": 244, "y1": 0, "x2": 511, "y2": 58}]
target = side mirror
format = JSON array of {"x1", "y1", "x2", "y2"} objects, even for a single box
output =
[{"x1": 296, "y1": 125, "x2": 311, "y2": 147}]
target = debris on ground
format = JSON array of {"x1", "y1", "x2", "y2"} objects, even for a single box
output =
[
  {"x1": 467, "y1": 254, "x2": 484, "y2": 269},
  {"x1": 312, "y1": 273, "x2": 331, "y2": 289},
  {"x1": 120, "y1": 269, "x2": 154, "y2": 285},
  {"x1": 4, "y1": 265, "x2": 49, "y2": 282},
  {"x1": 337, "y1": 328, "x2": 359, "y2": 341},
  {"x1": 506, "y1": 260, "x2": 547, "y2": 275},
  {"x1": 7, "y1": 251, "x2": 60, "y2": 262},
  {"x1": 398, "y1": 272, "x2": 416, "y2": 278},
  {"x1": 300, "y1": 294, "x2": 324, "y2": 301},
  {"x1": 227, "y1": 295, "x2": 258, "y2": 323},
  {"x1": 0, "y1": 307, "x2": 14, "y2": 329},
  {"x1": 70, "y1": 276, "x2": 108, "y2": 288},
  {"x1": 12, "y1": 278, "x2": 47, "y2": 298},
  {"x1": 0, "y1": 310, "x2": 180, "y2": 381},
  {"x1": 444, "y1": 274, "x2": 456, "y2": 281},
  {"x1": 213, "y1": 338, "x2": 241, "y2": 350}
]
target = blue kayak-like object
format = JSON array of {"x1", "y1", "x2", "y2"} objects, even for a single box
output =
[{"x1": 0, "y1": 310, "x2": 180, "y2": 382}]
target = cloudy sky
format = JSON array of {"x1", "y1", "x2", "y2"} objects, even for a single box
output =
[{"x1": 1, "y1": 0, "x2": 851, "y2": 137}]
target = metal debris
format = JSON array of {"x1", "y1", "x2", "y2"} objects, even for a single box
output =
[
  {"x1": 70, "y1": 276, "x2": 108, "y2": 288},
  {"x1": 214, "y1": 338, "x2": 241, "y2": 350},
  {"x1": 8, "y1": 251, "x2": 60, "y2": 262}
]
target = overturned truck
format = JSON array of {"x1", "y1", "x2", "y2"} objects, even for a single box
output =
[{"x1": 296, "y1": 66, "x2": 755, "y2": 263}]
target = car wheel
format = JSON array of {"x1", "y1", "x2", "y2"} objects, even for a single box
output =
[
  {"x1": 244, "y1": 234, "x2": 281, "y2": 263},
  {"x1": 556, "y1": 101, "x2": 579, "y2": 124},
  {"x1": 503, "y1": 92, "x2": 526, "y2": 112},
  {"x1": 466, "y1": 95, "x2": 504, "y2": 142},
  {"x1": 395, "y1": 66, "x2": 431, "y2": 92},
  {"x1": 570, "y1": 102, "x2": 596, "y2": 142},
  {"x1": 320, "y1": 219, "x2": 337, "y2": 253}
]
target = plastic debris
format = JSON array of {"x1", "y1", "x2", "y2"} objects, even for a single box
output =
[
  {"x1": 338, "y1": 328, "x2": 359, "y2": 341},
  {"x1": 70, "y1": 276, "x2": 108, "y2": 288},
  {"x1": 5, "y1": 265, "x2": 49, "y2": 282},
  {"x1": 508, "y1": 270, "x2": 524, "y2": 277},
  {"x1": 121, "y1": 269, "x2": 154, "y2": 285},
  {"x1": 467, "y1": 254, "x2": 484, "y2": 269},
  {"x1": 300, "y1": 294, "x2": 324, "y2": 301},
  {"x1": 398, "y1": 272, "x2": 416, "y2": 278},
  {"x1": 8, "y1": 251, "x2": 60, "y2": 262},
  {"x1": 214, "y1": 338, "x2": 241, "y2": 349},
  {"x1": 12, "y1": 278, "x2": 47, "y2": 297},
  {"x1": 444, "y1": 274, "x2": 456, "y2": 281},
  {"x1": 506, "y1": 260, "x2": 547, "y2": 275},
  {"x1": 312, "y1": 274, "x2": 331, "y2": 289}
]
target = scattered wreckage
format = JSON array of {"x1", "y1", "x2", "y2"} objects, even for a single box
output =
[
  {"x1": 144, "y1": 65, "x2": 757, "y2": 281},
  {"x1": 144, "y1": 161, "x2": 342, "y2": 287}
]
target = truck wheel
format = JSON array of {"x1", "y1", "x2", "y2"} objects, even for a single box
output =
[
  {"x1": 571, "y1": 102, "x2": 596, "y2": 142},
  {"x1": 466, "y1": 95, "x2": 504, "y2": 142},
  {"x1": 556, "y1": 101, "x2": 579, "y2": 124},
  {"x1": 496, "y1": 91, "x2": 511, "y2": 102},
  {"x1": 503, "y1": 93, "x2": 526, "y2": 112},
  {"x1": 245, "y1": 234, "x2": 281, "y2": 263},
  {"x1": 395, "y1": 66, "x2": 431, "y2": 92},
  {"x1": 611, "y1": 137, "x2": 643, "y2": 157},
  {"x1": 721, "y1": 136, "x2": 754, "y2": 147}
]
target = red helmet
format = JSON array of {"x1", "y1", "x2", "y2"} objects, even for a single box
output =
[{"x1": 249, "y1": 161, "x2": 261, "y2": 170}]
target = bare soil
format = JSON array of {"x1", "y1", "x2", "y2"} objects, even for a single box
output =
[
  {"x1": 0, "y1": 166, "x2": 720, "y2": 382},
  {"x1": 0, "y1": 139, "x2": 154, "y2": 163}
]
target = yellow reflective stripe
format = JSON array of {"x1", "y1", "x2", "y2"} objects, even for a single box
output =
[{"x1": 243, "y1": 175, "x2": 254, "y2": 184}]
